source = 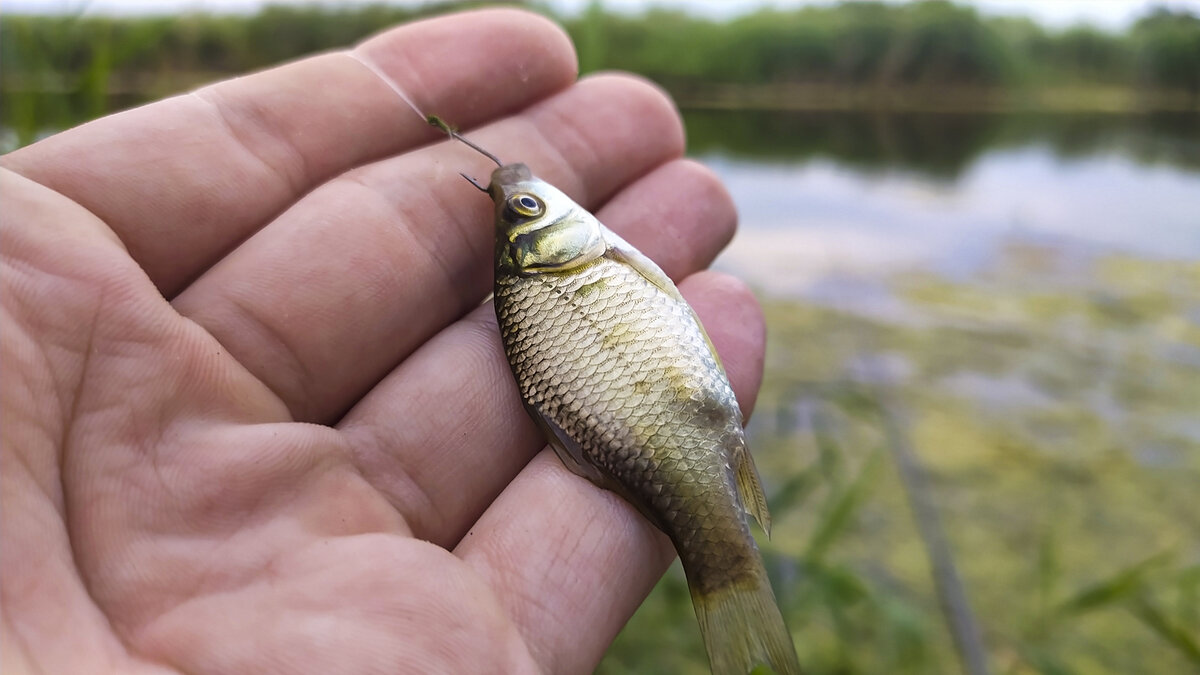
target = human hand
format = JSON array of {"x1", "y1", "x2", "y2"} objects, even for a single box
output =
[{"x1": 1, "y1": 9, "x2": 764, "y2": 673}]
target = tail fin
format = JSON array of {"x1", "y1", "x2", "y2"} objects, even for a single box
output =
[{"x1": 692, "y1": 577, "x2": 802, "y2": 675}]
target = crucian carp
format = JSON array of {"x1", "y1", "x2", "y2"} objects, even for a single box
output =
[{"x1": 430, "y1": 115, "x2": 801, "y2": 675}]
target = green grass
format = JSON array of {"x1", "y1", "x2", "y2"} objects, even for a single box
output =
[{"x1": 601, "y1": 251, "x2": 1200, "y2": 674}]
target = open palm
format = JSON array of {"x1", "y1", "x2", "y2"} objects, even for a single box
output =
[{"x1": 1, "y1": 9, "x2": 765, "y2": 674}]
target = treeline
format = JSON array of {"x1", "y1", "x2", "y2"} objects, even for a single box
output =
[
  {"x1": 3, "y1": 0, "x2": 1200, "y2": 141},
  {"x1": 569, "y1": 2, "x2": 1200, "y2": 91}
]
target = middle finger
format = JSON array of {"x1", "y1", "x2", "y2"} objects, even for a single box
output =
[{"x1": 172, "y1": 74, "x2": 684, "y2": 423}]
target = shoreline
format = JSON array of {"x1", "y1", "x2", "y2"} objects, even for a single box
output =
[
  {"x1": 667, "y1": 83, "x2": 1200, "y2": 114},
  {"x1": 6, "y1": 77, "x2": 1198, "y2": 115}
]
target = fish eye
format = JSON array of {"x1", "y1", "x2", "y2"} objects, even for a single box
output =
[{"x1": 507, "y1": 193, "x2": 544, "y2": 218}]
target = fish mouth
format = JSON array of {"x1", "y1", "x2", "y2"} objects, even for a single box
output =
[{"x1": 489, "y1": 163, "x2": 534, "y2": 201}]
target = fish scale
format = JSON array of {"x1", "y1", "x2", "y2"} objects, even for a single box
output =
[{"x1": 495, "y1": 257, "x2": 759, "y2": 595}]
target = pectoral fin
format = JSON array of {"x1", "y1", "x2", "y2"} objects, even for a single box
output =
[
  {"x1": 733, "y1": 441, "x2": 772, "y2": 537},
  {"x1": 527, "y1": 405, "x2": 608, "y2": 486},
  {"x1": 527, "y1": 405, "x2": 670, "y2": 533}
]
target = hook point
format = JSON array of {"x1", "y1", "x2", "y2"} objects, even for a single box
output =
[{"x1": 460, "y1": 173, "x2": 489, "y2": 192}]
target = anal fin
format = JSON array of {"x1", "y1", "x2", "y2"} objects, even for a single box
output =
[{"x1": 734, "y1": 442, "x2": 772, "y2": 538}]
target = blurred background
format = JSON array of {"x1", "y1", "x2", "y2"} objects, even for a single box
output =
[{"x1": 4, "y1": 1, "x2": 1199, "y2": 672}]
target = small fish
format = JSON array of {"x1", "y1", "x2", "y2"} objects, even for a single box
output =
[{"x1": 430, "y1": 116, "x2": 801, "y2": 675}]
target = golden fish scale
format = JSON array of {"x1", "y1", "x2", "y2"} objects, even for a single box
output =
[{"x1": 495, "y1": 258, "x2": 760, "y2": 593}]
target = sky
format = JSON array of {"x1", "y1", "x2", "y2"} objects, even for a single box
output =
[{"x1": 6, "y1": 0, "x2": 1200, "y2": 30}]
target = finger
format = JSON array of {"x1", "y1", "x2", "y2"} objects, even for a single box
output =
[
  {"x1": 339, "y1": 159, "x2": 737, "y2": 546},
  {"x1": 0, "y1": 9, "x2": 576, "y2": 295},
  {"x1": 173, "y1": 74, "x2": 685, "y2": 423},
  {"x1": 456, "y1": 271, "x2": 767, "y2": 675}
]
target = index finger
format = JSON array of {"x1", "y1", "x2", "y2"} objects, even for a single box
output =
[{"x1": 0, "y1": 9, "x2": 576, "y2": 296}]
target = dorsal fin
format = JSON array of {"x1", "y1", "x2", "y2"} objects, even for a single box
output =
[{"x1": 601, "y1": 229, "x2": 726, "y2": 370}]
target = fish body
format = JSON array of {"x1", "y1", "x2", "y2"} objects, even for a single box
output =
[{"x1": 486, "y1": 162, "x2": 800, "y2": 675}]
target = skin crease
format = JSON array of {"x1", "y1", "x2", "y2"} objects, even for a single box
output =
[{"x1": 0, "y1": 9, "x2": 766, "y2": 675}]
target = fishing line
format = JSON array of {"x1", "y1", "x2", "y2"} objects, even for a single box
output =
[
  {"x1": 345, "y1": 50, "x2": 427, "y2": 122},
  {"x1": 346, "y1": 49, "x2": 497, "y2": 192}
]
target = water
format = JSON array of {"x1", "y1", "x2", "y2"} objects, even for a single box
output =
[
  {"x1": 686, "y1": 110, "x2": 1200, "y2": 428},
  {"x1": 687, "y1": 110, "x2": 1200, "y2": 298},
  {"x1": 602, "y1": 111, "x2": 1200, "y2": 674},
  {"x1": 714, "y1": 149, "x2": 1200, "y2": 290}
]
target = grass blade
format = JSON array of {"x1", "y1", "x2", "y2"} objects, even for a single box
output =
[
  {"x1": 1053, "y1": 551, "x2": 1171, "y2": 616},
  {"x1": 1129, "y1": 595, "x2": 1200, "y2": 666},
  {"x1": 804, "y1": 445, "x2": 881, "y2": 563},
  {"x1": 878, "y1": 395, "x2": 992, "y2": 675}
]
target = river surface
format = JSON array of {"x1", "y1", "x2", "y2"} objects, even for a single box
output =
[{"x1": 688, "y1": 110, "x2": 1200, "y2": 299}]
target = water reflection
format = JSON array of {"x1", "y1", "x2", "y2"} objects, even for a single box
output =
[
  {"x1": 684, "y1": 109, "x2": 1200, "y2": 178},
  {"x1": 688, "y1": 110, "x2": 1200, "y2": 317},
  {"x1": 709, "y1": 145, "x2": 1200, "y2": 298}
]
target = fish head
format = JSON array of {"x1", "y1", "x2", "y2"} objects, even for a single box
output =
[{"x1": 488, "y1": 163, "x2": 607, "y2": 275}]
